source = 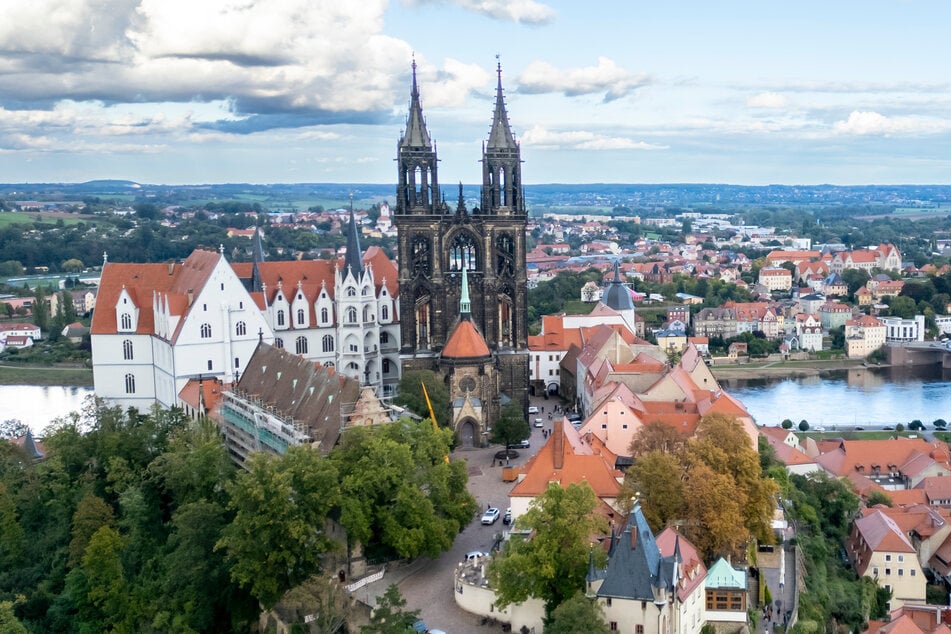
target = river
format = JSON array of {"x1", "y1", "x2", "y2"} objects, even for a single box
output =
[
  {"x1": 2, "y1": 385, "x2": 96, "y2": 435},
  {"x1": 721, "y1": 365, "x2": 951, "y2": 429},
  {"x1": 3, "y1": 365, "x2": 951, "y2": 436}
]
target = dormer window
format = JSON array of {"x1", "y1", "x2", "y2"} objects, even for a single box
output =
[
  {"x1": 347, "y1": 287, "x2": 356, "y2": 297},
  {"x1": 297, "y1": 309, "x2": 306, "y2": 326},
  {"x1": 277, "y1": 310, "x2": 285, "y2": 326},
  {"x1": 321, "y1": 307, "x2": 329, "y2": 324},
  {"x1": 120, "y1": 313, "x2": 132, "y2": 330}
]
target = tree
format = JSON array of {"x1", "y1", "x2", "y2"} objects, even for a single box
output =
[
  {"x1": 0, "y1": 419, "x2": 29, "y2": 440},
  {"x1": 217, "y1": 447, "x2": 341, "y2": 609},
  {"x1": 332, "y1": 420, "x2": 476, "y2": 562},
  {"x1": 934, "y1": 419, "x2": 947, "y2": 430},
  {"x1": 361, "y1": 584, "x2": 420, "y2": 634},
  {"x1": 909, "y1": 420, "x2": 924, "y2": 431},
  {"x1": 781, "y1": 419, "x2": 794, "y2": 430},
  {"x1": 492, "y1": 401, "x2": 530, "y2": 450},
  {"x1": 66, "y1": 525, "x2": 130, "y2": 633},
  {"x1": 627, "y1": 420, "x2": 688, "y2": 458},
  {"x1": 888, "y1": 295, "x2": 917, "y2": 319},
  {"x1": 683, "y1": 462, "x2": 746, "y2": 559},
  {"x1": 799, "y1": 419, "x2": 810, "y2": 432},
  {"x1": 61, "y1": 258, "x2": 84, "y2": 273},
  {"x1": 31, "y1": 285, "x2": 49, "y2": 333},
  {"x1": 866, "y1": 490, "x2": 893, "y2": 508},
  {"x1": 0, "y1": 601, "x2": 28, "y2": 634},
  {"x1": 546, "y1": 592, "x2": 612, "y2": 634},
  {"x1": 68, "y1": 493, "x2": 116, "y2": 568},
  {"x1": 620, "y1": 450, "x2": 684, "y2": 531},
  {"x1": 394, "y1": 370, "x2": 450, "y2": 426},
  {"x1": 488, "y1": 482, "x2": 607, "y2": 619}
]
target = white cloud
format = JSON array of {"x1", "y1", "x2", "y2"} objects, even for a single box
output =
[
  {"x1": 518, "y1": 57, "x2": 650, "y2": 101},
  {"x1": 747, "y1": 92, "x2": 789, "y2": 109},
  {"x1": 833, "y1": 110, "x2": 951, "y2": 136},
  {"x1": 521, "y1": 125, "x2": 667, "y2": 151},
  {"x1": 404, "y1": 0, "x2": 556, "y2": 24}
]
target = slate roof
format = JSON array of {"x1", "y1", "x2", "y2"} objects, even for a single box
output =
[{"x1": 596, "y1": 500, "x2": 673, "y2": 601}]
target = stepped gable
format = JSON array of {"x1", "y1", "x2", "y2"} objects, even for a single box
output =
[{"x1": 92, "y1": 249, "x2": 221, "y2": 336}]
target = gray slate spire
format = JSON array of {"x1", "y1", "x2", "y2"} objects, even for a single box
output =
[
  {"x1": 344, "y1": 200, "x2": 364, "y2": 279},
  {"x1": 401, "y1": 59, "x2": 433, "y2": 149},
  {"x1": 487, "y1": 61, "x2": 517, "y2": 149},
  {"x1": 251, "y1": 227, "x2": 265, "y2": 292}
]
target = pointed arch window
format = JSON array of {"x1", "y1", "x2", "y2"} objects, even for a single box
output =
[
  {"x1": 124, "y1": 373, "x2": 136, "y2": 394},
  {"x1": 297, "y1": 308, "x2": 305, "y2": 326},
  {"x1": 295, "y1": 336, "x2": 308, "y2": 355},
  {"x1": 277, "y1": 310, "x2": 285, "y2": 326},
  {"x1": 496, "y1": 233, "x2": 515, "y2": 276},
  {"x1": 346, "y1": 307, "x2": 358, "y2": 324},
  {"x1": 381, "y1": 305, "x2": 389, "y2": 321},
  {"x1": 412, "y1": 236, "x2": 432, "y2": 277},
  {"x1": 274, "y1": 337, "x2": 284, "y2": 349},
  {"x1": 235, "y1": 321, "x2": 247, "y2": 336},
  {"x1": 200, "y1": 323, "x2": 212, "y2": 339},
  {"x1": 322, "y1": 335, "x2": 334, "y2": 352},
  {"x1": 122, "y1": 339, "x2": 133, "y2": 360},
  {"x1": 321, "y1": 307, "x2": 329, "y2": 324},
  {"x1": 120, "y1": 313, "x2": 132, "y2": 330},
  {"x1": 449, "y1": 232, "x2": 478, "y2": 271},
  {"x1": 346, "y1": 287, "x2": 357, "y2": 297}
]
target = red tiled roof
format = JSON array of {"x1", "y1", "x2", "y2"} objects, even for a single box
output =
[{"x1": 442, "y1": 319, "x2": 490, "y2": 358}]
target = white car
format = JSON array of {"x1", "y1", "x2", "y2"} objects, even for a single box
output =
[
  {"x1": 481, "y1": 507, "x2": 501, "y2": 525},
  {"x1": 528, "y1": 406, "x2": 539, "y2": 414},
  {"x1": 533, "y1": 418, "x2": 544, "y2": 428}
]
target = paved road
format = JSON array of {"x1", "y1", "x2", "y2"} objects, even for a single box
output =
[{"x1": 360, "y1": 395, "x2": 561, "y2": 633}]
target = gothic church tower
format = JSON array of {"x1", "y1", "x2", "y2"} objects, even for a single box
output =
[{"x1": 395, "y1": 61, "x2": 529, "y2": 446}]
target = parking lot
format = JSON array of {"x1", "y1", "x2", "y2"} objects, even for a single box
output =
[{"x1": 359, "y1": 393, "x2": 562, "y2": 633}]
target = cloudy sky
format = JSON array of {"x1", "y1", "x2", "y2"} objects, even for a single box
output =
[{"x1": 2, "y1": 0, "x2": 951, "y2": 185}]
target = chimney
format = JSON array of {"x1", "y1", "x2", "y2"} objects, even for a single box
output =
[
  {"x1": 630, "y1": 526, "x2": 637, "y2": 550},
  {"x1": 553, "y1": 422, "x2": 564, "y2": 470}
]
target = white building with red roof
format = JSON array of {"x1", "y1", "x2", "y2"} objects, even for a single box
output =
[
  {"x1": 846, "y1": 509, "x2": 926, "y2": 610},
  {"x1": 91, "y1": 218, "x2": 401, "y2": 409}
]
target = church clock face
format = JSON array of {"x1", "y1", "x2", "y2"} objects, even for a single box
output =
[{"x1": 459, "y1": 376, "x2": 476, "y2": 393}]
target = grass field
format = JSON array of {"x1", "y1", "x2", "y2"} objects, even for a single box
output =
[
  {"x1": 0, "y1": 211, "x2": 100, "y2": 228},
  {"x1": 0, "y1": 364, "x2": 93, "y2": 386}
]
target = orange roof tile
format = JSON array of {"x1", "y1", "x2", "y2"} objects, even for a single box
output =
[{"x1": 442, "y1": 319, "x2": 490, "y2": 358}]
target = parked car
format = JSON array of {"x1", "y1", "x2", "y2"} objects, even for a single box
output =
[
  {"x1": 516, "y1": 438, "x2": 530, "y2": 448},
  {"x1": 481, "y1": 507, "x2": 501, "y2": 525},
  {"x1": 533, "y1": 417, "x2": 544, "y2": 428},
  {"x1": 528, "y1": 406, "x2": 539, "y2": 414},
  {"x1": 464, "y1": 550, "x2": 489, "y2": 562},
  {"x1": 503, "y1": 508, "x2": 512, "y2": 525}
]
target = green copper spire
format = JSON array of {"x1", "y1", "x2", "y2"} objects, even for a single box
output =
[{"x1": 460, "y1": 266, "x2": 471, "y2": 317}]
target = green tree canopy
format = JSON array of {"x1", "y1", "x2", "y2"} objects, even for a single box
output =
[
  {"x1": 546, "y1": 592, "x2": 612, "y2": 634},
  {"x1": 217, "y1": 447, "x2": 341, "y2": 609},
  {"x1": 332, "y1": 419, "x2": 476, "y2": 562},
  {"x1": 488, "y1": 482, "x2": 607, "y2": 619},
  {"x1": 394, "y1": 370, "x2": 451, "y2": 426},
  {"x1": 492, "y1": 401, "x2": 530, "y2": 449}
]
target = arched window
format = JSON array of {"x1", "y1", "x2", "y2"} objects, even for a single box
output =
[
  {"x1": 322, "y1": 335, "x2": 334, "y2": 353},
  {"x1": 346, "y1": 287, "x2": 356, "y2": 297},
  {"x1": 412, "y1": 236, "x2": 431, "y2": 277},
  {"x1": 449, "y1": 232, "x2": 478, "y2": 271},
  {"x1": 321, "y1": 307, "x2": 329, "y2": 324},
  {"x1": 124, "y1": 373, "x2": 135, "y2": 394},
  {"x1": 235, "y1": 321, "x2": 246, "y2": 336},
  {"x1": 346, "y1": 307, "x2": 357, "y2": 324},
  {"x1": 277, "y1": 310, "x2": 285, "y2": 326},
  {"x1": 381, "y1": 305, "x2": 389, "y2": 321},
  {"x1": 496, "y1": 233, "x2": 516, "y2": 276},
  {"x1": 122, "y1": 339, "x2": 133, "y2": 360},
  {"x1": 296, "y1": 336, "x2": 308, "y2": 355},
  {"x1": 324, "y1": 361, "x2": 335, "y2": 368},
  {"x1": 297, "y1": 308, "x2": 305, "y2": 326},
  {"x1": 362, "y1": 286, "x2": 370, "y2": 296},
  {"x1": 274, "y1": 337, "x2": 284, "y2": 349},
  {"x1": 200, "y1": 323, "x2": 212, "y2": 338},
  {"x1": 120, "y1": 313, "x2": 132, "y2": 330}
]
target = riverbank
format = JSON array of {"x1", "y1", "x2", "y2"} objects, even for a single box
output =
[
  {"x1": 711, "y1": 357, "x2": 869, "y2": 380},
  {"x1": 0, "y1": 363, "x2": 94, "y2": 386}
]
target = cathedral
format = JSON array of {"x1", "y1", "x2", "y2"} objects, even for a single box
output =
[{"x1": 394, "y1": 61, "x2": 530, "y2": 447}]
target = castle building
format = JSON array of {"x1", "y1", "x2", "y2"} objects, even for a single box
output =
[
  {"x1": 91, "y1": 215, "x2": 401, "y2": 409},
  {"x1": 394, "y1": 61, "x2": 530, "y2": 445}
]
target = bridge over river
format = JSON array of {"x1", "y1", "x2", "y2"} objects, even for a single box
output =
[{"x1": 886, "y1": 341, "x2": 951, "y2": 368}]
